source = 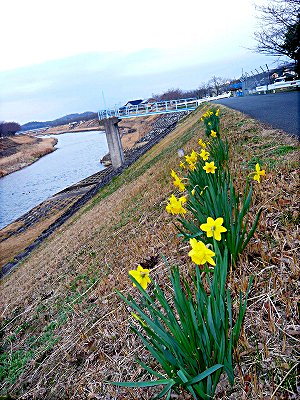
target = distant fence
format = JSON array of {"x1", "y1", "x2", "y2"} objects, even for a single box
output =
[
  {"x1": 254, "y1": 79, "x2": 300, "y2": 94},
  {"x1": 240, "y1": 62, "x2": 298, "y2": 95},
  {"x1": 197, "y1": 93, "x2": 231, "y2": 103}
]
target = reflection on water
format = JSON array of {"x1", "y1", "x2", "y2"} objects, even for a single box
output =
[{"x1": 0, "y1": 130, "x2": 108, "y2": 229}]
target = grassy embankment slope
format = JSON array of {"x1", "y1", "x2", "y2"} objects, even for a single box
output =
[
  {"x1": 0, "y1": 135, "x2": 57, "y2": 177},
  {"x1": 0, "y1": 104, "x2": 299, "y2": 399}
]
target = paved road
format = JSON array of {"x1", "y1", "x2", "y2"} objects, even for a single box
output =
[{"x1": 213, "y1": 91, "x2": 299, "y2": 137}]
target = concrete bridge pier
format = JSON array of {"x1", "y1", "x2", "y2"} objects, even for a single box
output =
[{"x1": 103, "y1": 117, "x2": 125, "y2": 169}]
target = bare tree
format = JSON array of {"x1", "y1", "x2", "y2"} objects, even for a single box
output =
[
  {"x1": 208, "y1": 76, "x2": 228, "y2": 96},
  {"x1": 194, "y1": 83, "x2": 211, "y2": 98},
  {"x1": 151, "y1": 88, "x2": 184, "y2": 101},
  {"x1": 0, "y1": 122, "x2": 21, "y2": 137},
  {"x1": 254, "y1": 0, "x2": 300, "y2": 73}
]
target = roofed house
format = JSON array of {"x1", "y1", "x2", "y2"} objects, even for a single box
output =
[{"x1": 124, "y1": 99, "x2": 143, "y2": 107}]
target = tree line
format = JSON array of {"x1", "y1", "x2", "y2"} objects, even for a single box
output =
[
  {"x1": 0, "y1": 122, "x2": 21, "y2": 138},
  {"x1": 151, "y1": 76, "x2": 231, "y2": 102}
]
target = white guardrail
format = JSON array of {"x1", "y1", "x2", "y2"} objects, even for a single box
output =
[
  {"x1": 254, "y1": 80, "x2": 300, "y2": 94},
  {"x1": 197, "y1": 93, "x2": 231, "y2": 104}
]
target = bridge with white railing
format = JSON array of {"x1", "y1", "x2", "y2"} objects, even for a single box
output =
[
  {"x1": 98, "y1": 93, "x2": 231, "y2": 170},
  {"x1": 98, "y1": 93, "x2": 231, "y2": 121},
  {"x1": 98, "y1": 97, "x2": 199, "y2": 120}
]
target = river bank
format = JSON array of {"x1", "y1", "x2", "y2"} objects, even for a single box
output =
[
  {"x1": 0, "y1": 135, "x2": 58, "y2": 177},
  {"x1": 1, "y1": 115, "x2": 160, "y2": 178},
  {"x1": 36, "y1": 118, "x2": 102, "y2": 135},
  {"x1": 0, "y1": 111, "x2": 187, "y2": 269}
]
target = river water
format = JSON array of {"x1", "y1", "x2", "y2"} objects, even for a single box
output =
[{"x1": 0, "y1": 130, "x2": 108, "y2": 229}]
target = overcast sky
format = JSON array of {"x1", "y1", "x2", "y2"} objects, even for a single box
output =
[{"x1": 0, "y1": 0, "x2": 285, "y2": 124}]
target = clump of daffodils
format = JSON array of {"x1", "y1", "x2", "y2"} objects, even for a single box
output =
[
  {"x1": 117, "y1": 107, "x2": 263, "y2": 400},
  {"x1": 200, "y1": 108, "x2": 220, "y2": 138}
]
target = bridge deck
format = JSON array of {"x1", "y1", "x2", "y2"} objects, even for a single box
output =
[{"x1": 98, "y1": 98, "x2": 199, "y2": 120}]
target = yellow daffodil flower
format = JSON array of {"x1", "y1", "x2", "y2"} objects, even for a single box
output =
[
  {"x1": 198, "y1": 138, "x2": 207, "y2": 148},
  {"x1": 129, "y1": 265, "x2": 151, "y2": 289},
  {"x1": 210, "y1": 130, "x2": 217, "y2": 137},
  {"x1": 202, "y1": 110, "x2": 214, "y2": 119},
  {"x1": 170, "y1": 169, "x2": 177, "y2": 178},
  {"x1": 199, "y1": 149, "x2": 210, "y2": 161},
  {"x1": 203, "y1": 161, "x2": 217, "y2": 174},
  {"x1": 185, "y1": 150, "x2": 198, "y2": 165},
  {"x1": 170, "y1": 170, "x2": 185, "y2": 192},
  {"x1": 185, "y1": 150, "x2": 198, "y2": 171},
  {"x1": 188, "y1": 238, "x2": 216, "y2": 266},
  {"x1": 166, "y1": 194, "x2": 187, "y2": 215},
  {"x1": 215, "y1": 109, "x2": 220, "y2": 116},
  {"x1": 253, "y1": 163, "x2": 266, "y2": 183},
  {"x1": 200, "y1": 217, "x2": 227, "y2": 241},
  {"x1": 174, "y1": 177, "x2": 185, "y2": 192},
  {"x1": 179, "y1": 161, "x2": 186, "y2": 169}
]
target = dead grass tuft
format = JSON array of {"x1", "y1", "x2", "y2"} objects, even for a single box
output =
[{"x1": 0, "y1": 135, "x2": 57, "y2": 176}]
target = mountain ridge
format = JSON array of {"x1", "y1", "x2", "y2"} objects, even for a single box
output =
[{"x1": 21, "y1": 111, "x2": 97, "y2": 131}]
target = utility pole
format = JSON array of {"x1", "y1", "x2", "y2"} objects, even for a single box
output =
[{"x1": 265, "y1": 64, "x2": 270, "y2": 92}]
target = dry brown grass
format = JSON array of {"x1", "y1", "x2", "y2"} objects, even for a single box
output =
[
  {"x1": 0, "y1": 105, "x2": 299, "y2": 399},
  {"x1": 119, "y1": 114, "x2": 160, "y2": 150},
  {"x1": 0, "y1": 201, "x2": 78, "y2": 266},
  {"x1": 0, "y1": 136, "x2": 57, "y2": 176}
]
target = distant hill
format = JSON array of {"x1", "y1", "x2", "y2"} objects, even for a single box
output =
[{"x1": 21, "y1": 111, "x2": 97, "y2": 131}]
